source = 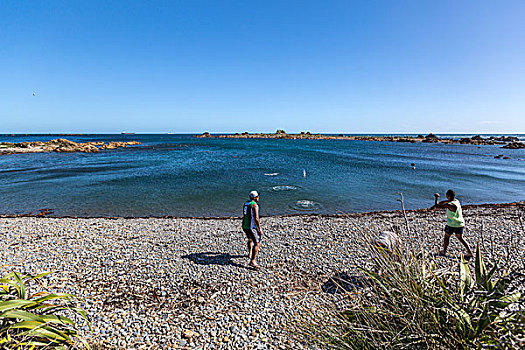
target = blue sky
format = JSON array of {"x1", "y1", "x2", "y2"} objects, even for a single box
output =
[{"x1": 1, "y1": 1, "x2": 524, "y2": 134}]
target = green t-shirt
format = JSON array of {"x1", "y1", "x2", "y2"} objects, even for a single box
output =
[{"x1": 446, "y1": 199, "x2": 465, "y2": 228}]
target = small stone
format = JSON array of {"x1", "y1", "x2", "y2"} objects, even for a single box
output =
[{"x1": 183, "y1": 330, "x2": 195, "y2": 339}]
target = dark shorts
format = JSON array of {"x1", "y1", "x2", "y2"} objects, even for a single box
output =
[
  {"x1": 445, "y1": 225, "x2": 464, "y2": 235},
  {"x1": 243, "y1": 228, "x2": 261, "y2": 243}
]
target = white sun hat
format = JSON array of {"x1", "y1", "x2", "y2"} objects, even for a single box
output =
[{"x1": 249, "y1": 190, "x2": 259, "y2": 199}]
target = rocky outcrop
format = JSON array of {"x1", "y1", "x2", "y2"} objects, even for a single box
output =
[
  {"x1": 501, "y1": 142, "x2": 525, "y2": 149},
  {"x1": 194, "y1": 131, "x2": 520, "y2": 147},
  {"x1": 99, "y1": 141, "x2": 141, "y2": 150},
  {"x1": 0, "y1": 139, "x2": 142, "y2": 155},
  {"x1": 489, "y1": 136, "x2": 519, "y2": 142},
  {"x1": 43, "y1": 139, "x2": 99, "y2": 153}
]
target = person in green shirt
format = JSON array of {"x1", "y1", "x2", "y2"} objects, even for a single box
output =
[
  {"x1": 242, "y1": 191, "x2": 263, "y2": 269},
  {"x1": 432, "y1": 189, "x2": 473, "y2": 259}
]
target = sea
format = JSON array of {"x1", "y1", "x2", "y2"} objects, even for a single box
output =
[{"x1": 1, "y1": 134, "x2": 524, "y2": 217}]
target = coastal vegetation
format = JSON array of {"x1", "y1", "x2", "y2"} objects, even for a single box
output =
[
  {"x1": 298, "y1": 244, "x2": 525, "y2": 349},
  {"x1": 0, "y1": 269, "x2": 90, "y2": 349}
]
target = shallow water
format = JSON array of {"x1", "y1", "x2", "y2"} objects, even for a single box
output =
[{"x1": 1, "y1": 134, "x2": 524, "y2": 217}]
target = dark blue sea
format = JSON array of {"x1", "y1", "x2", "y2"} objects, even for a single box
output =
[{"x1": 1, "y1": 134, "x2": 524, "y2": 217}]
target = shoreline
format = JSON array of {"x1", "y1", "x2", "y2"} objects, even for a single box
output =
[
  {"x1": 1, "y1": 201, "x2": 523, "y2": 220},
  {"x1": 2, "y1": 204, "x2": 524, "y2": 349}
]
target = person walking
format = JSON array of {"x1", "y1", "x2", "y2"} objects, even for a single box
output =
[
  {"x1": 432, "y1": 189, "x2": 473, "y2": 259},
  {"x1": 242, "y1": 191, "x2": 263, "y2": 269}
]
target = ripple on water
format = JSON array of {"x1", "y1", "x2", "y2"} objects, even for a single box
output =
[
  {"x1": 264, "y1": 173, "x2": 280, "y2": 176},
  {"x1": 271, "y1": 185, "x2": 298, "y2": 191},
  {"x1": 291, "y1": 200, "x2": 322, "y2": 211}
]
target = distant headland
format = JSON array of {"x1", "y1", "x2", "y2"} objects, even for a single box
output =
[{"x1": 195, "y1": 130, "x2": 525, "y2": 148}]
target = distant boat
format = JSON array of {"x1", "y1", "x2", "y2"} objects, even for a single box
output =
[{"x1": 121, "y1": 132, "x2": 136, "y2": 135}]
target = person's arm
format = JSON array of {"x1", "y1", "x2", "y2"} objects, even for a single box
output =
[
  {"x1": 431, "y1": 193, "x2": 457, "y2": 211},
  {"x1": 253, "y1": 203, "x2": 262, "y2": 235}
]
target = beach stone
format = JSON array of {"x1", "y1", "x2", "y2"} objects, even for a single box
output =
[{"x1": 183, "y1": 330, "x2": 195, "y2": 339}]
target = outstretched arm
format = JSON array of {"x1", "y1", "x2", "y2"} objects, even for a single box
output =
[{"x1": 431, "y1": 193, "x2": 457, "y2": 211}]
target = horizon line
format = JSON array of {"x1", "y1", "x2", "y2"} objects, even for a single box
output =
[{"x1": 1, "y1": 131, "x2": 525, "y2": 135}]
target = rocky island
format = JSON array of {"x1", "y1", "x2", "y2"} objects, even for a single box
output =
[
  {"x1": 196, "y1": 130, "x2": 524, "y2": 147},
  {"x1": 0, "y1": 138, "x2": 142, "y2": 155}
]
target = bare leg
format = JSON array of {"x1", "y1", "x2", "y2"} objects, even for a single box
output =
[
  {"x1": 439, "y1": 234, "x2": 451, "y2": 255},
  {"x1": 247, "y1": 240, "x2": 253, "y2": 259},
  {"x1": 456, "y1": 234, "x2": 473, "y2": 257},
  {"x1": 250, "y1": 242, "x2": 261, "y2": 268}
]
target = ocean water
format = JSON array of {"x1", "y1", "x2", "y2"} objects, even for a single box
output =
[{"x1": 1, "y1": 134, "x2": 524, "y2": 217}]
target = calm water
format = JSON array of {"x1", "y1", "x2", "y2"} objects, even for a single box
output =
[{"x1": 1, "y1": 134, "x2": 524, "y2": 217}]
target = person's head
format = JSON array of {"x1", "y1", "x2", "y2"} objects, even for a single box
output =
[
  {"x1": 249, "y1": 190, "x2": 259, "y2": 202},
  {"x1": 446, "y1": 189, "x2": 455, "y2": 200}
]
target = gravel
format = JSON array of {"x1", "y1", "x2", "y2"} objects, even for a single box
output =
[{"x1": 1, "y1": 203, "x2": 524, "y2": 349}]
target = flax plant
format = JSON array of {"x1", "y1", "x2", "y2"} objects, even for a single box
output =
[
  {"x1": 297, "y1": 242, "x2": 524, "y2": 349},
  {"x1": 0, "y1": 268, "x2": 91, "y2": 349}
]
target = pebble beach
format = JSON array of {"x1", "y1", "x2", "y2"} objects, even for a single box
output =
[{"x1": 1, "y1": 203, "x2": 524, "y2": 349}]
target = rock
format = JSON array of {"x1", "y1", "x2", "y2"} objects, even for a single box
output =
[
  {"x1": 471, "y1": 135, "x2": 484, "y2": 141},
  {"x1": 502, "y1": 142, "x2": 525, "y2": 149},
  {"x1": 100, "y1": 141, "x2": 141, "y2": 150},
  {"x1": 1, "y1": 139, "x2": 143, "y2": 155},
  {"x1": 44, "y1": 139, "x2": 99, "y2": 153},
  {"x1": 183, "y1": 330, "x2": 195, "y2": 339},
  {"x1": 503, "y1": 156, "x2": 511, "y2": 159},
  {"x1": 489, "y1": 136, "x2": 519, "y2": 142},
  {"x1": 425, "y1": 133, "x2": 438, "y2": 139}
]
